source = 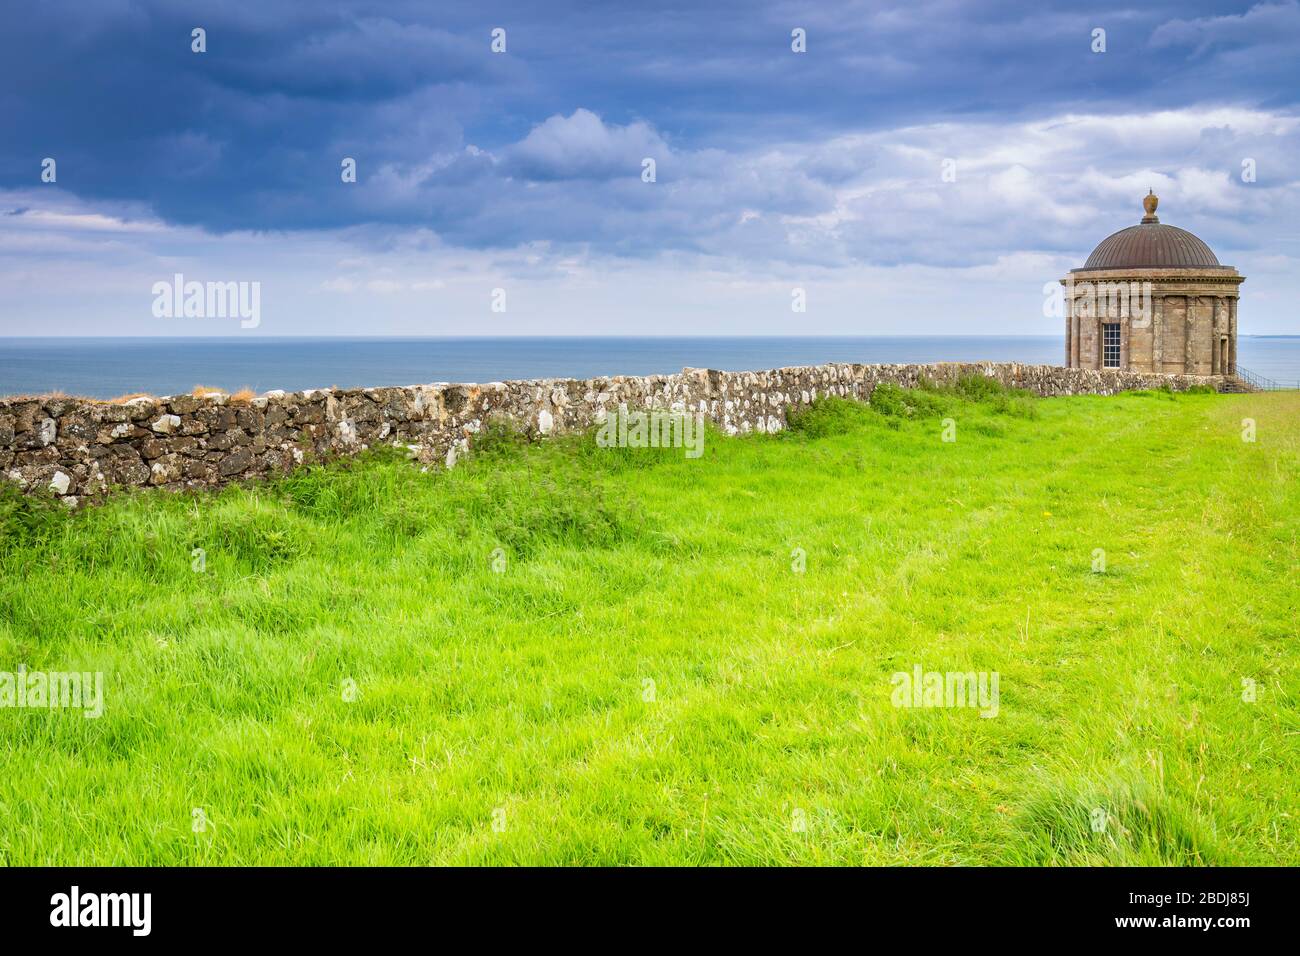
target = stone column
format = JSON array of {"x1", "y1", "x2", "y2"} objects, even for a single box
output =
[
  {"x1": 1119, "y1": 316, "x2": 1129, "y2": 369},
  {"x1": 1211, "y1": 297, "x2": 1222, "y2": 374},
  {"x1": 1229, "y1": 297, "x2": 1237, "y2": 374},
  {"x1": 1152, "y1": 294, "x2": 1164, "y2": 372},
  {"x1": 1073, "y1": 300, "x2": 1082, "y2": 368},
  {"x1": 1185, "y1": 298, "x2": 1196, "y2": 373},
  {"x1": 1211, "y1": 297, "x2": 1221, "y2": 374},
  {"x1": 1065, "y1": 300, "x2": 1073, "y2": 367},
  {"x1": 1096, "y1": 316, "x2": 1104, "y2": 370}
]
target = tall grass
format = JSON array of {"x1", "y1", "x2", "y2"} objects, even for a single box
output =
[{"x1": 0, "y1": 387, "x2": 1296, "y2": 864}]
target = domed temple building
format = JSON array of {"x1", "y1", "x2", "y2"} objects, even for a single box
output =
[{"x1": 1063, "y1": 192, "x2": 1244, "y2": 376}]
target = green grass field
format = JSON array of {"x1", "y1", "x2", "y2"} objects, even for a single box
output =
[{"x1": 1, "y1": 382, "x2": 1297, "y2": 865}]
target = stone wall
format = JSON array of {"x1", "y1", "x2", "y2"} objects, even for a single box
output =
[{"x1": 1, "y1": 362, "x2": 1221, "y2": 506}]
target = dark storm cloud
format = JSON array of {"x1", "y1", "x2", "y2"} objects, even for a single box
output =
[{"x1": 1, "y1": 0, "x2": 1297, "y2": 252}]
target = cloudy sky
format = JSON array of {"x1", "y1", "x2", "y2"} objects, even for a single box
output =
[{"x1": 2, "y1": 0, "x2": 1298, "y2": 336}]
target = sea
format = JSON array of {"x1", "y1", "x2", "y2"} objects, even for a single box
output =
[{"x1": 2, "y1": 336, "x2": 1298, "y2": 400}]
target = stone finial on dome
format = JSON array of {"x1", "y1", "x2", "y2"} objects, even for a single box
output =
[{"x1": 1141, "y1": 189, "x2": 1159, "y2": 224}]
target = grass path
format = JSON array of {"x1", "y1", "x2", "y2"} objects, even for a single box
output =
[{"x1": 1, "y1": 385, "x2": 1296, "y2": 864}]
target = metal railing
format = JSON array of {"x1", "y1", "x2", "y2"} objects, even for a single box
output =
[{"x1": 1235, "y1": 365, "x2": 1300, "y2": 391}]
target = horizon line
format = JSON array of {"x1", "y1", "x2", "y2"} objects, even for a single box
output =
[{"x1": 1, "y1": 333, "x2": 1296, "y2": 341}]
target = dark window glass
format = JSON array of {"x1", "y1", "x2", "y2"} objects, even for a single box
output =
[{"x1": 1103, "y1": 323, "x2": 1121, "y2": 368}]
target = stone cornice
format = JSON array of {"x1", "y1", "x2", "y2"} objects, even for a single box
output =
[{"x1": 1063, "y1": 267, "x2": 1243, "y2": 285}]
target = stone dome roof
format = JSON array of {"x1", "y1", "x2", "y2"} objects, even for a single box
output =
[{"x1": 1080, "y1": 191, "x2": 1229, "y2": 271}]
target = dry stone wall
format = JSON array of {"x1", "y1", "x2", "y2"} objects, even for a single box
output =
[{"x1": 1, "y1": 362, "x2": 1220, "y2": 506}]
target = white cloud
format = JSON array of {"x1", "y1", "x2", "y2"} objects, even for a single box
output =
[{"x1": 505, "y1": 109, "x2": 670, "y2": 180}]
